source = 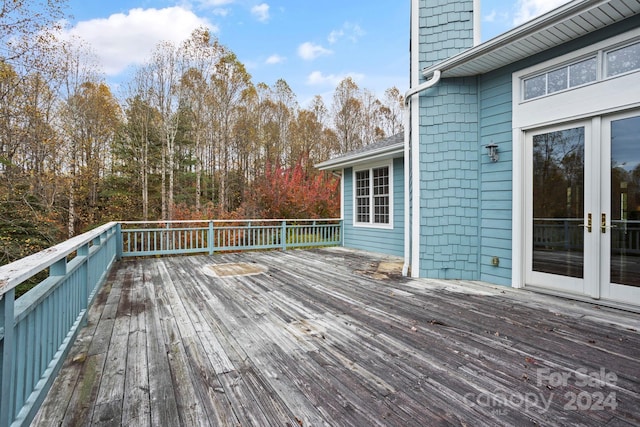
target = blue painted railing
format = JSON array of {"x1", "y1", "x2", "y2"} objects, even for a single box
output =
[
  {"x1": 120, "y1": 219, "x2": 342, "y2": 257},
  {"x1": 0, "y1": 222, "x2": 120, "y2": 427},
  {"x1": 0, "y1": 218, "x2": 341, "y2": 426}
]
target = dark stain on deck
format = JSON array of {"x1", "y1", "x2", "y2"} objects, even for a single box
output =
[{"x1": 33, "y1": 248, "x2": 640, "y2": 426}]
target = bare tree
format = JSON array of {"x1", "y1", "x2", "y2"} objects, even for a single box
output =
[
  {"x1": 332, "y1": 77, "x2": 364, "y2": 153},
  {"x1": 181, "y1": 28, "x2": 223, "y2": 211},
  {"x1": 55, "y1": 40, "x2": 106, "y2": 236},
  {"x1": 210, "y1": 49, "x2": 251, "y2": 212},
  {"x1": 378, "y1": 87, "x2": 404, "y2": 136},
  {"x1": 147, "y1": 41, "x2": 185, "y2": 220}
]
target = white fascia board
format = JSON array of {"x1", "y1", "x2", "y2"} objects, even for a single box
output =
[{"x1": 315, "y1": 145, "x2": 404, "y2": 171}]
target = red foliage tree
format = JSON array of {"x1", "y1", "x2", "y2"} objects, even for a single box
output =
[{"x1": 245, "y1": 160, "x2": 340, "y2": 219}]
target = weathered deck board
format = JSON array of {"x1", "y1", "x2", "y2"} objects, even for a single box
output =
[
  {"x1": 33, "y1": 248, "x2": 640, "y2": 426},
  {"x1": 122, "y1": 262, "x2": 151, "y2": 427}
]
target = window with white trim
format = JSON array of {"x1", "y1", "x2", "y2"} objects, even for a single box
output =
[
  {"x1": 523, "y1": 56, "x2": 597, "y2": 100},
  {"x1": 606, "y1": 40, "x2": 640, "y2": 77},
  {"x1": 355, "y1": 170, "x2": 370, "y2": 223},
  {"x1": 354, "y1": 164, "x2": 392, "y2": 227},
  {"x1": 522, "y1": 39, "x2": 640, "y2": 101}
]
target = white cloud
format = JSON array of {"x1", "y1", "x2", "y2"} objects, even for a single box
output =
[
  {"x1": 212, "y1": 8, "x2": 230, "y2": 17},
  {"x1": 194, "y1": 0, "x2": 233, "y2": 16},
  {"x1": 196, "y1": 0, "x2": 235, "y2": 6},
  {"x1": 265, "y1": 54, "x2": 285, "y2": 64},
  {"x1": 328, "y1": 22, "x2": 365, "y2": 44},
  {"x1": 59, "y1": 7, "x2": 216, "y2": 76},
  {"x1": 483, "y1": 9, "x2": 510, "y2": 25},
  {"x1": 297, "y1": 42, "x2": 333, "y2": 60},
  {"x1": 251, "y1": 3, "x2": 270, "y2": 22},
  {"x1": 306, "y1": 71, "x2": 365, "y2": 86},
  {"x1": 513, "y1": 0, "x2": 569, "y2": 25}
]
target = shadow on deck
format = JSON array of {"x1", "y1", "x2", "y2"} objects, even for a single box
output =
[{"x1": 33, "y1": 248, "x2": 640, "y2": 426}]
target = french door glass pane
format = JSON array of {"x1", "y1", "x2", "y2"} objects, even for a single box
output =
[
  {"x1": 610, "y1": 115, "x2": 640, "y2": 287},
  {"x1": 532, "y1": 127, "x2": 585, "y2": 278}
]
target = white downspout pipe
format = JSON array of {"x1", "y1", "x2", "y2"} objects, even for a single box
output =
[
  {"x1": 401, "y1": 0, "x2": 443, "y2": 277},
  {"x1": 401, "y1": 70, "x2": 441, "y2": 276}
]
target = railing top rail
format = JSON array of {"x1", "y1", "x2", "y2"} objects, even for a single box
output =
[
  {"x1": 120, "y1": 218, "x2": 342, "y2": 225},
  {"x1": 0, "y1": 221, "x2": 118, "y2": 298}
]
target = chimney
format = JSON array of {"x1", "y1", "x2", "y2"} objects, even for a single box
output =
[{"x1": 417, "y1": 0, "x2": 479, "y2": 70}]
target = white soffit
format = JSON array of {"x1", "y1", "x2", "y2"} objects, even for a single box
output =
[{"x1": 422, "y1": 0, "x2": 640, "y2": 78}]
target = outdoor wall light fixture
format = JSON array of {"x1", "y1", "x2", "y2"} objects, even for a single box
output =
[{"x1": 485, "y1": 143, "x2": 499, "y2": 162}]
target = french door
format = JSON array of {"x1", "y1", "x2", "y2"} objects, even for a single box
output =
[{"x1": 525, "y1": 111, "x2": 640, "y2": 305}]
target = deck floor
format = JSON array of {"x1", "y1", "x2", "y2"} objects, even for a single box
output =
[{"x1": 33, "y1": 248, "x2": 640, "y2": 426}]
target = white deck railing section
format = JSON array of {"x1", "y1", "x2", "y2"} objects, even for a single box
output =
[{"x1": 0, "y1": 219, "x2": 341, "y2": 427}]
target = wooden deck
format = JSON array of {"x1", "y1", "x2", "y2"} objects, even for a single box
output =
[{"x1": 33, "y1": 248, "x2": 640, "y2": 426}]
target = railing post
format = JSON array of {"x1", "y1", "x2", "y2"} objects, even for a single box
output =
[
  {"x1": 0, "y1": 288, "x2": 15, "y2": 427},
  {"x1": 281, "y1": 220, "x2": 287, "y2": 251},
  {"x1": 164, "y1": 223, "x2": 169, "y2": 252},
  {"x1": 116, "y1": 223, "x2": 123, "y2": 260},
  {"x1": 340, "y1": 220, "x2": 344, "y2": 246},
  {"x1": 312, "y1": 220, "x2": 317, "y2": 243},
  {"x1": 78, "y1": 243, "x2": 90, "y2": 310},
  {"x1": 51, "y1": 257, "x2": 67, "y2": 277},
  {"x1": 208, "y1": 221, "x2": 214, "y2": 255}
]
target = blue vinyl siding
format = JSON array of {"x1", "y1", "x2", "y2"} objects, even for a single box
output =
[
  {"x1": 342, "y1": 157, "x2": 405, "y2": 257},
  {"x1": 476, "y1": 14, "x2": 640, "y2": 286},
  {"x1": 478, "y1": 72, "x2": 513, "y2": 286}
]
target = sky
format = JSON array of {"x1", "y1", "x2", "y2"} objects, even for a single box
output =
[{"x1": 62, "y1": 0, "x2": 571, "y2": 107}]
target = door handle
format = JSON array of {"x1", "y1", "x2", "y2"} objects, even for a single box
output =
[
  {"x1": 581, "y1": 213, "x2": 592, "y2": 232},
  {"x1": 600, "y1": 213, "x2": 617, "y2": 233}
]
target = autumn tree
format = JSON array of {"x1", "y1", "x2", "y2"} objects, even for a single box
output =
[
  {"x1": 245, "y1": 160, "x2": 339, "y2": 219},
  {"x1": 0, "y1": 0, "x2": 67, "y2": 103},
  {"x1": 56, "y1": 40, "x2": 118, "y2": 236},
  {"x1": 0, "y1": 0, "x2": 70, "y2": 261},
  {"x1": 120, "y1": 67, "x2": 164, "y2": 220},
  {"x1": 379, "y1": 87, "x2": 404, "y2": 136},
  {"x1": 210, "y1": 49, "x2": 252, "y2": 212},
  {"x1": 181, "y1": 28, "x2": 223, "y2": 211},
  {"x1": 289, "y1": 97, "x2": 337, "y2": 175},
  {"x1": 145, "y1": 40, "x2": 186, "y2": 220},
  {"x1": 0, "y1": 62, "x2": 63, "y2": 264},
  {"x1": 332, "y1": 77, "x2": 364, "y2": 153}
]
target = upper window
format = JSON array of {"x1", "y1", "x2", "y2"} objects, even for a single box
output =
[
  {"x1": 354, "y1": 164, "x2": 392, "y2": 227},
  {"x1": 606, "y1": 41, "x2": 640, "y2": 77},
  {"x1": 522, "y1": 39, "x2": 640, "y2": 101},
  {"x1": 523, "y1": 56, "x2": 597, "y2": 100}
]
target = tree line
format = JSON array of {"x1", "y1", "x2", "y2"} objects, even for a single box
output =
[{"x1": 0, "y1": 1, "x2": 404, "y2": 265}]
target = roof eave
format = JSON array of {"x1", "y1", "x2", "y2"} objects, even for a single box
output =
[
  {"x1": 421, "y1": 0, "x2": 610, "y2": 78},
  {"x1": 315, "y1": 144, "x2": 404, "y2": 171}
]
